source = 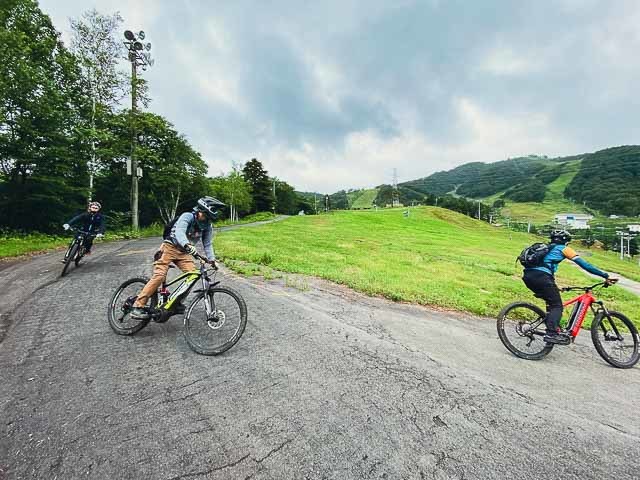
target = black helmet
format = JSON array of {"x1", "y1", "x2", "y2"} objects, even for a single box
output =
[
  {"x1": 194, "y1": 196, "x2": 225, "y2": 220},
  {"x1": 549, "y1": 229, "x2": 571, "y2": 244}
]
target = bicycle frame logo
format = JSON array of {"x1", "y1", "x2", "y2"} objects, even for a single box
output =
[
  {"x1": 160, "y1": 270, "x2": 201, "y2": 310},
  {"x1": 564, "y1": 291, "x2": 599, "y2": 337}
]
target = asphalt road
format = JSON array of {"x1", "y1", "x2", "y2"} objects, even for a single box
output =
[{"x1": 1, "y1": 236, "x2": 639, "y2": 480}]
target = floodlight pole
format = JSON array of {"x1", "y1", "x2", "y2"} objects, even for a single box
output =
[
  {"x1": 130, "y1": 59, "x2": 139, "y2": 229},
  {"x1": 124, "y1": 29, "x2": 152, "y2": 230}
]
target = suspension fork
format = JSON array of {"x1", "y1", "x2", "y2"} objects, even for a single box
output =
[
  {"x1": 201, "y1": 272, "x2": 213, "y2": 317},
  {"x1": 593, "y1": 302, "x2": 622, "y2": 340}
]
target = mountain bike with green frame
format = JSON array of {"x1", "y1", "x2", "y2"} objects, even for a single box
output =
[{"x1": 108, "y1": 253, "x2": 247, "y2": 356}]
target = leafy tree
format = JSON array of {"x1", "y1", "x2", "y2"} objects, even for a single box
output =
[
  {"x1": 503, "y1": 179, "x2": 546, "y2": 202},
  {"x1": 273, "y1": 179, "x2": 299, "y2": 215},
  {"x1": 92, "y1": 111, "x2": 208, "y2": 226},
  {"x1": 329, "y1": 190, "x2": 349, "y2": 210},
  {"x1": 0, "y1": 0, "x2": 88, "y2": 232},
  {"x1": 69, "y1": 9, "x2": 127, "y2": 201},
  {"x1": 564, "y1": 146, "x2": 640, "y2": 216},
  {"x1": 243, "y1": 158, "x2": 273, "y2": 213},
  {"x1": 210, "y1": 165, "x2": 252, "y2": 221}
]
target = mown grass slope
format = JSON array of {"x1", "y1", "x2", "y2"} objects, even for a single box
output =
[
  {"x1": 216, "y1": 207, "x2": 640, "y2": 327},
  {"x1": 351, "y1": 188, "x2": 379, "y2": 209}
]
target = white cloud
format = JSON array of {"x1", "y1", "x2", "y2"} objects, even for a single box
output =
[
  {"x1": 37, "y1": 0, "x2": 640, "y2": 194},
  {"x1": 479, "y1": 45, "x2": 543, "y2": 76}
]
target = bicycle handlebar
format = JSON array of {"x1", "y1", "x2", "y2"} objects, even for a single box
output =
[
  {"x1": 561, "y1": 279, "x2": 618, "y2": 292},
  {"x1": 192, "y1": 252, "x2": 219, "y2": 271},
  {"x1": 68, "y1": 227, "x2": 96, "y2": 236}
]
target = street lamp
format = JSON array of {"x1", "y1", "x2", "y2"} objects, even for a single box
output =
[{"x1": 123, "y1": 29, "x2": 154, "y2": 230}]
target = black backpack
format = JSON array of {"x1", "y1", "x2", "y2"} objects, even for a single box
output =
[
  {"x1": 162, "y1": 212, "x2": 197, "y2": 240},
  {"x1": 517, "y1": 242, "x2": 550, "y2": 268}
]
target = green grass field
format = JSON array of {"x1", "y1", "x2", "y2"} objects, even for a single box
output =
[
  {"x1": 0, "y1": 232, "x2": 70, "y2": 258},
  {"x1": 216, "y1": 207, "x2": 640, "y2": 328},
  {"x1": 351, "y1": 188, "x2": 379, "y2": 209},
  {"x1": 0, "y1": 225, "x2": 162, "y2": 259},
  {"x1": 0, "y1": 213, "x2": 278, "y2": 260}
]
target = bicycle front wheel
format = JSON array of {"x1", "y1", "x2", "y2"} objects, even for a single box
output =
[
  {"x1": 497, "y1": 302, "x2": 554, "y2": 360},
  {"x1": 61, "y1": 240, "x2": 79, "y2": 277},
  {"x1": 108, "y1": 278, "x2": 155, "y2": 335},
  {"x1": 74, "y1": 244, "x2": 85, "y2": 266},
  {"x1": 184, "y1": 287, "x2": 248, "y2": 356},
  {"x1": 591, "y1": 311, "x2": 639, "y2": 369}
]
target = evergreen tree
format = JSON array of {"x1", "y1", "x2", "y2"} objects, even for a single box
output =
[{"x1": 242, "y1": 158, "x2": 273, "y2": 213}]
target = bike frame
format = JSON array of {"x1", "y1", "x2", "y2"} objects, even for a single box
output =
[
  {"x1": 156, "y1": 258, "x2": 219, "y2": 317},
  {"x1": 65, "y1": 229, "x2": 90, "y2": 257},
  {"x1": 563, "y1": 288, "x2": 606, "y2": 338}
]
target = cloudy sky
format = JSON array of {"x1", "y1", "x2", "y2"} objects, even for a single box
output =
[{"x1": 40, "y1": 0, "x2": 640, "y2": 193}]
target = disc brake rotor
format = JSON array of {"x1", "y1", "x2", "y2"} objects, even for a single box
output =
[{"x1": 207, "y1": 310, "x2": 226, "y2": 330}]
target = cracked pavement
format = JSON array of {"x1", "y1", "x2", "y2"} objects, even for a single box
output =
[{"x1": 1, "y1": 236, "x2": 639, "y2": 479}]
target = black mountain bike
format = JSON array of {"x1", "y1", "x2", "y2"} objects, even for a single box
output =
[
  {"x1": 108, "y1": 253, "x2": 247, "y2": 356},
  {"x1": 61, "y1": 228, "x2": 95, "y2": 277}
]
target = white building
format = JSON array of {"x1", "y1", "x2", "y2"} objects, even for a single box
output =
[
  {"x1": 554, "y1": 213, "x2": 593, "y2": 230},
  {"x1": 627, "y1": 224, "x2": 640, "y2": 233}
]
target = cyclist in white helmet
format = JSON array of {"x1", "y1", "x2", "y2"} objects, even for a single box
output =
[{"x1": 62, "y1": 201, "x2": 105, "y2": 259}]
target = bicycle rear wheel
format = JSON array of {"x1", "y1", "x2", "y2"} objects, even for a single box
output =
[
  {"x1": 61, "y1": 240, "x2": 79, "y2": 277},
  {"x1": 497, "y1": 302, "x2": 554, "y2": 360},
  {"x1": 108, "y1": 278, "x2": 155, "y2": 335},
  {"x1": 184, "y1": 286, "x2": 247, "y2": 356},
  {"x1": 591, "y1": 311, "x2": 639, "y2": 369}
]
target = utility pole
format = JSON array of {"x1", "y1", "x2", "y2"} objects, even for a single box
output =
[
  {"x1": 617, "y1": 231, "x2": 625, "y2": 260},
  {"x1": 124, "y1": 29, "x2": 153, "y2": 230},
  {"x1": 314, "y1": 194, "x2": 317, "y2": 214},
  {"x1": 272, "y1": 178, "x2": 276, "y2": 214}
]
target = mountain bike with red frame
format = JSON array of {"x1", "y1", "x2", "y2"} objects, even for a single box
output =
[{"x1": 497, "y1": 280, "x2": 639, "y2": 368}]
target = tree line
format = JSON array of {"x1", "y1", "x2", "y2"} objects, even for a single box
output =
[{"x1": 0, "y1": 1, "x2": 310, "y2": 234}]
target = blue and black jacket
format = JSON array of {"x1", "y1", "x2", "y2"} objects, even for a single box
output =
[
  {"x1": 526, "y1": 243, "x2": 609, "y2": 279},
  {"x1": 67, "y1": 212, "x2": 106, "y2": 235}
]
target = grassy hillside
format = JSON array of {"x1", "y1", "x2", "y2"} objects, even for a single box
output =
[
  {"x1": 565, "y1": 146, "x2": 640, "y2": 215},
  {"x1": 397, "y1": 146, "x2": 640, "y2": 219},
  {"x1": 489, "y1": 160, "x2": 593, "y2": 223},
  {"x1": 544, "y1": 161, "x2": 581, "y2": 201},
  {"x1": 216, "y1": 207, "x2": 640, "y2": 327},
  {"x1": 351, "y1": 188, "x2": 379, "y2": 209}
]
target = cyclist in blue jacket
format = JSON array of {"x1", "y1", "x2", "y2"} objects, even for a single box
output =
[{"x1": 522, "y1": 229, "x2": 615, "y2": 345}]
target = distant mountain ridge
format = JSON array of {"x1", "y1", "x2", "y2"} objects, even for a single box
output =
[
  {"x1": 308, "y1": 146, "x2": 640, "y2": 216},
  {"x1": 397, "y1": 146, "x2": 640, "y2": 216}
]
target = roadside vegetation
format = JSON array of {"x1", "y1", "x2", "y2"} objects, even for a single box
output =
[
  {"x1": 216, "y1": 207, "x2": 640, "y2": 328},
  {"x1": 0, "y1": 213, "x2": 279, "y2": 259},
  {"x1": 0, "y1": 225, "x2": 162, "y2": 258}
]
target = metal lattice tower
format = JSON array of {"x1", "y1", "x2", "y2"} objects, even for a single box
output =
[{"x1": 392, "y1": 168, "x2": 400, "y2": 207}]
